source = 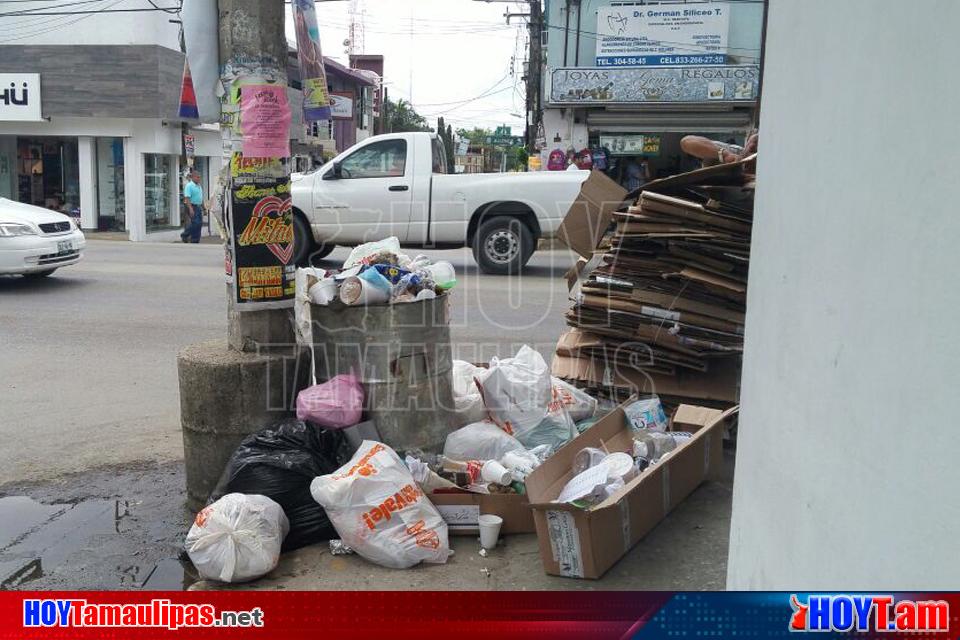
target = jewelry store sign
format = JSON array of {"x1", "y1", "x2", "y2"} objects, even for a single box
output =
[
  {"x1": 549, "y1": 65, "x2": 758, "y2": 105},
  {"x1": 0, "y1": 73, "x2": 42, "y2": 122}
]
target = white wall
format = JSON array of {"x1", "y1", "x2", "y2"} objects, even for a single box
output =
[
  {"x1": 2, "y1": 0, "x2": 180, "y2": 49},
  {"x1": 726, "y1": 0, "x2": 960, "y2": 589}
]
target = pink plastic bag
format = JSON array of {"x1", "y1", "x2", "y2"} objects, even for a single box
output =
[{"x1": 296, "y1": 375, "x2": 364, "y2": 429}]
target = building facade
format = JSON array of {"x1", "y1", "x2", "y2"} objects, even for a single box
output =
[
  {"x1": 0, "y1": 3, "x2": 223, "y2": 241},
  {"x1": 539, "y1": 0, "x2": 763, "y2": 183}
]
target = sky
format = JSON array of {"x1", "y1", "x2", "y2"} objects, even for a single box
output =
[{"x1": 285, "y1": 0, "x2": 529, "y2": 134}]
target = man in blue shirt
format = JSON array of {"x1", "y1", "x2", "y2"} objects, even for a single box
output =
[{"x1": 180, "y1": 171, "x2": 204, "y2": 243}]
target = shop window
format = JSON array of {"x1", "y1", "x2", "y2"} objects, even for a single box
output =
[
  {"x1": 144, "y1": 154, "x2": 174, "y2": 230},
  {"x1": 96, "y1": 137, "x2": 125, "y2": 231}
]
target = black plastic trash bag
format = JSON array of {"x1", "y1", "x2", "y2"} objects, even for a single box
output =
[{"x1": 210, "y1": 419, "x2": 347, "y2": 551}]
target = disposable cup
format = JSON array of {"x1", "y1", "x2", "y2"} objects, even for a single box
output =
[
  {"x1": 481, "y1": 459, "x2": 512, "y2": 485},
  {"x1": 308, "y1": 278, "x2": 338, "y2": 305},
  {"x1": 478, "y1": 514, "x2": 503, "y2": 549}
]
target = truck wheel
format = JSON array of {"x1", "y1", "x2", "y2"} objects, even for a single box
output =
[
  {"x1": 292, "y1": 213, "x2": 335, "y2": 265},
  {"x1": 291, "y1": 214, "x2": 313, "y2": 266},
  {"x1": 473, "y1": 216, "x2": 535, "y2": 275}
]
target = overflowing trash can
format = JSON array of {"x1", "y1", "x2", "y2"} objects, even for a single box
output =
[{"x1": 310, "y1": 293, "x2": 458, "y2": 453}]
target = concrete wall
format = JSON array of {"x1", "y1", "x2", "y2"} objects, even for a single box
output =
[
  {"x1": 544, "y1": 0, "x2": 763, "y2": 69},
  {"x1": 0, "y1": 46, "x2": 185, "y2": 119},
  {"x1": 726, "y1": 0, "x2": 960, "y2": 589}
]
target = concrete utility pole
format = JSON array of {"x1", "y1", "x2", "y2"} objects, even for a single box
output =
[
  {"x1": 178, "y1": 0, "x2": 307, "y2": 511},
  {"x1": 219, "y1": 0, "x2": 295, "y2": 351},
  {"x1": 526, "y1": 0, "x2": 543, "y2": 156}
]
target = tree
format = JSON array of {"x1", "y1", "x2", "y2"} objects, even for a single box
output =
[
  {"x1": 384, "y1": 98, "x2": 432, "y2": 133},
  {"x1": 455, "y1": 127, "x2": 493, "y2": 145},
  {"x1": 437, "y1": 117, "x2": 456, "y2": 171}
]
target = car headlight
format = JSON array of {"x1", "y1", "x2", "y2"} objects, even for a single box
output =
[{"x1": 0, "y1": 222, "x2": 38, "y2": 237}]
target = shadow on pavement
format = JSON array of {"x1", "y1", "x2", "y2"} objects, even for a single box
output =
[{"x1": 0, "y1": 274, "x2": 92, "y2": 294}]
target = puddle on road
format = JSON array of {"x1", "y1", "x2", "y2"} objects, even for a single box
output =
[{"x1": 0, "y1": 495, "x2": 195, "y2": 590}]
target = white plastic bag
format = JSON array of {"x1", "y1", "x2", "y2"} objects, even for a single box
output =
[
  {"x1": 443, "y1": 420, "x2": 525, "y2": 462},
  {"x1": 310, "y1": 441, "x2": 451, "y2": 569},
  {"x1": 342, "y1": 237, "x2": 402, "y2": 269},
  {"x1": 551, "y1": 377, "x2": 597, "y2": 422},
  {"x1": 451, "y1": 360, "x2": 486, "y2": 425},
  {"x1": 185, "y1": 493, "x2": 289, "y2": 583},
  {"x1": 518, "y1": 401, "x2": 577, "y2": 450},
  {"x1": 477, "y1": 345, "x2": 552, "y2": 439}
]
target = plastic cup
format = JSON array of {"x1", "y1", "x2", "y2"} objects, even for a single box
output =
[
  {"x1": 481, "y1": 460, "x2": 512, "y2": 485},
  {"x1": 478, "y1": 514, "x2": 503, "y2": 549},
  {"x1": 308, "y1": 278, "x2": 338, "y2": 305}
]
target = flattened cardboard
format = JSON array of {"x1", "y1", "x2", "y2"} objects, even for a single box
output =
[
  {"x1": 525, "y1": 403, "x2": 735, "y2": 579},
  {"x1": 557, "y1": 170, "x2": 628, "y2": 259},
  {"x1": 429, "y1": 492, "x2": 535, "y2": 535}
]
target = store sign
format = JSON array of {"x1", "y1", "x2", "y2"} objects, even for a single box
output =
[
  {"x1": 330, "y1": 92, "x2": 353, "y2": 120},
  {"x1": 599, "y1": 134, "x2": 661, "y2": 156},
  {"x1": 596, "y1": 3, "x2": 730, "y2": 67},
  {"x1": 549, "y1": 65, "x2": 758, "y2": 104},
  {"x1": 0, "y1": 73, "x2": 42, "y2": 122}
]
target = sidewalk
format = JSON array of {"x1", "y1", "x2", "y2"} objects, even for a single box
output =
[
  {"x1": 192, "y1": 450, "x2": 734, "y2": 591},
  {"x1": 83, "y1": 230, "x2": 221, "y2": 244}
]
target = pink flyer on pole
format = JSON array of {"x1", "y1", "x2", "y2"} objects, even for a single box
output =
[{"x1": 240, "y1": 84, "x2": 291, "y2": 158}]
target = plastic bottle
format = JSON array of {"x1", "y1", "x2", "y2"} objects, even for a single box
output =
[
  {"x1": 424, "y1": 260, "x2": 456, "y2": 290},
  {"x1": 632, "y1": 431, "x2": 678, "y2": 463}
]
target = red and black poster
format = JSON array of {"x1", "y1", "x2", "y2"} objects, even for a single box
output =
[{"x1": 229, "y1": 176, "x2": 296, "y2": 308}]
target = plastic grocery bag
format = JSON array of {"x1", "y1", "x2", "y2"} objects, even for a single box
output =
[
  {"x1": 551, "y1": 377, "x2": 597, "y2": 422},
  {"x1": 477, "y1": 345, "x2": 552, "y2": 439},
  {"x1": 211, "y1": 420, "x2": 346, "y2": 551},
  {"x1": 296, "y1": 374, "x2": 364, "y2": 429},
  {"x1": 451, "y1": 360, "x2": 486, "y2": 425},
  {"x1": 310, "y1": 441, "x2": 452, "y2": 569},
  {"x1": 343, "y1": 237, "x2": 402, "y2": 269},
  {"x1": 185, "y1": 493, "x2": 289, "y2": 583},
  {"x1": 443, "y1": 420, "x2": 525, "y2": 462}
]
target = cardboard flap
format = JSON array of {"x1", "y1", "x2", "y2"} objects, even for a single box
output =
[{"x1": 558, "y1": 170, "x2": 628, "y2": 259}]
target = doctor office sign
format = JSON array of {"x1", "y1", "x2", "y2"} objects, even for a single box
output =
[{"x1": 0, "y1": 74, "x2": 42, "y2": 122}]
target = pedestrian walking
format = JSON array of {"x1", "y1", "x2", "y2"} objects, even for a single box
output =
[{"x1": 181, "y1": 171, "x2": 204, "y2": 243}]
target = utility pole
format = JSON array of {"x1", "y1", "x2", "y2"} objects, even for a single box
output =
[
  {"x1": 217, "y1": 0, "x2": 294, "y2": 350},
  {"x1": 526, "y1": 0, "x2": 543, "y2": 157},
  {"x1": 179, "y1": 0, "x2": 305, "y2": 511}
]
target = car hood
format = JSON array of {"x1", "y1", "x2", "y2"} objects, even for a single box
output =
[{"x1": 0, "y1": 198, "x2": 72, "y2": 226}]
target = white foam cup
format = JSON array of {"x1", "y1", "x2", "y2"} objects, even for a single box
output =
[{"x1": 478, "y1": 514, "x2": 503, "y2": 549}]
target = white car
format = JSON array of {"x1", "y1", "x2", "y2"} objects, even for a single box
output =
[{"x1": 0, "y1": 198, "x2": 86, "y2": 278}]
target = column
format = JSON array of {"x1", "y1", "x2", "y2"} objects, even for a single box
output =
[
  {"x1": 77, "y1": 136, "x2": 97, "y2": 230},
  {"x1": 124, "y1": 138, "x2": 146, "y2": 241}
]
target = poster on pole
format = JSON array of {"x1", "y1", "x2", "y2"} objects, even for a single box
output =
[
  {"x1": 239, "y1": 84, "x2": 291, "y2": 158},
  {"x1": 292, "y1": 0, "x2": 332, "y2": 121},
  {"x1": 596, "y1": 2, "x2": 730, "y2": 67},
  {"x1": 229, "y1": 176, "x2": 296, "y2": 307}
]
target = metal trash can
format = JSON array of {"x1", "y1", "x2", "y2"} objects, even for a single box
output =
[{"x1": 310, "y1": 294, "x2": 457, "y2": 453}]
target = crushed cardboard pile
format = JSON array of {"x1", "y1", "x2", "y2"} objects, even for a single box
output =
[{"x1": 554, "y1": 159, "x2": 756, "y2": 409}]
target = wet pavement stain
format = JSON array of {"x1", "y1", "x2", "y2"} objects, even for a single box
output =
[{"x1": 0, "y1": 461, "x2": 196, "y2": 590}]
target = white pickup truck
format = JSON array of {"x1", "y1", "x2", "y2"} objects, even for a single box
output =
[{"x1": 291, "y1": 132, "x2": 590, "y2": 274}]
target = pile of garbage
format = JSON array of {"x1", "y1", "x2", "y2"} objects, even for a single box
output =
[
  {"x1": 298, "y1": 236, "x2": 456, "y2": 307},
  {"x1": 554, "y1": 398, "x2": 690, "y2": 508},
  {"x1": 182, "y1": 343, "x2": 614, "y2": 583}
]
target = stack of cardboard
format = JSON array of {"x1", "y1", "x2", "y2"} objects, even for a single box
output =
[{"x1": 554, "y1": 158, "x2": 756, "y2": 410}]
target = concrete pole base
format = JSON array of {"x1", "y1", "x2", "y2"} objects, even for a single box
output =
[{"x1": 178, "y1": 339, "x2": 310, "y2": 513}]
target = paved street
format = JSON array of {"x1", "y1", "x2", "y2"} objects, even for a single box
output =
[
  {"x1": 0, "y1": 239, "x2": 574, "y2": 485},
  {"x1": 0, "y1": 239, "x2": 731, "y2": 590}
]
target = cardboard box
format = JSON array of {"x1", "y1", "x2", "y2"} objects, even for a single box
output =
[
  {"x1": 429, "y1": 492, "x2": 535, "y2": 535},
  {"x1": 524, "y1": 403, "x2": 736, "y2": 579},
  {"x1": 557, "y1": 170, "x2": 628, "y2": 259}
]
